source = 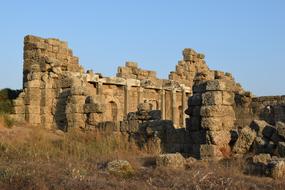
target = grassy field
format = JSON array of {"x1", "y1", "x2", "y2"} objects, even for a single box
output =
[{"x1": 0, "y1": 122, "x2": 284, "y2": 190}]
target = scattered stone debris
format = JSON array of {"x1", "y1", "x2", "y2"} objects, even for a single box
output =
[
  {"x1": 107, "y1": 160, "x2": 134, "y2": 177},
  {"x1": 246, "y1": 154, "x2": 285, "y2": 179}
]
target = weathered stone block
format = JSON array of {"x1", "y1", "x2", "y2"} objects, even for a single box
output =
[
  {"x1": 206, "y1": 130, "x2": 231, "y2": 146},
  {"x1": 250, "y1": 120, "x2": 270, "y2": 137},
  {"x1": 200, "y1": 144, "x2": 223, "y2": 159},
  {"x1": 24, "y1": 80, "x2": 41, "y2": 88},
  {"x1": 205, "y1": 80, "x2": 227, "y2": 91},
  {"x1": 200, "y1": 105, "x2": 235, "y2": 117},
  {"x1": 202, "y1": 91, "x2": 222, "y2": 105},
  {"x1": 277, "y1": 122, "x2": 285, "y2": 140},
  {"x1": 66, "y1": 103, "x2": 84, "y2": 113},
  {"x1": 183, "y1": 48, "x2": 197, "y2": 61},
  {"x1": 25, "y1": 105, "x2": 41, "y2": 114},
  {"x1": 268, "y1": 160, "x2": 285, "y2": 179},
  {"x1": 68, "y1": 96, "x2": 86, "y2": 105},
  {"x1": 156, "y1": 153, "x2": 185, "y2": 169},
  {"x1": 201, "y1": 117, "x2": 234, "y2": 131},
  {"x1": 84, "y1": 103, "x2": 105, "y2": 113},
  {"x1": 222, "y1": 91, "x2": 235, "y2": 105},
  {"x1": 233, "y1": 126, "x2": 257, "y2": 154}
]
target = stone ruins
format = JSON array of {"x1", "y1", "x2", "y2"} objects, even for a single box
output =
[{"x1": 10, "y1": 35, "x2": 285, "y2": 166}]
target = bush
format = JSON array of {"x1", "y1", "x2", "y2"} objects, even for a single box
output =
[{"x1": 0, "y1": 114, "x2": 15, "y2": 128}]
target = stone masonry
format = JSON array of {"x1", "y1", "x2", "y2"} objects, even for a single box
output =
[
  {"x1": 12, "y1": 35, "x2": 210, "y2": 130},
  {"x1": 11, "y1": 35, "x2": 285, "y2": 160}
]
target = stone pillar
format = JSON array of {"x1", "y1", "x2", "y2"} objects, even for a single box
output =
[
  {"x1": 97, "y1": 82, "x2": 103, "y2": 95},
  {"x1": 186, "y1": 78, "x2": 236, "y2": 159},
  {"x1": 172, "y1": 89, "x2": 177, "y2": 126},
  {"x1": 138, "y1": 86, "x2": 144, "y2": 105},
  {"x1": 124, "y1": 85, "x2": 130, "y2": 116},
  {"x1": 160, "y1": 89, "x2": 165, "y2": 120},
  {"x1": 182, "y1": 88, "x2": 186, "y2": 127}
]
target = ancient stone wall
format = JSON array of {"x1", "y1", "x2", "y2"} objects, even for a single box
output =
[
  {"x1": 12, "y1": 35, "x2": 285, "y2": 160},
  {"x1": 12, "y1": 35, "x2": 84, "y2": 129},
  {"x1": 252, "y1": 96, "x2": 285, "y2": 125},
  {"x1": 12, "y1": 35, "x2": 211, "y2": 130},
  {"x1": 169, "y1": 48, "x2": 209, "y2": 88}
]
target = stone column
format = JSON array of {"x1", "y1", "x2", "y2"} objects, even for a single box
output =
[
  {"x1": 182, "y1": 88, "x2": 186, "y2": 127},
  {"x1": 124, "y1": 85, "x2": 130, "y2": 116},
  {"x1": 160, "y1": 89, "x2": 165, "y2": 120},
  {"x1": 138, "y1": 86, "x2": 144, "y2": 105},
  {"x1": 97, "y1": 82, "x2": 103, "y2": 95},
  {"x1": 172, "y1": 89, "x2": 177, "y2": 126}
]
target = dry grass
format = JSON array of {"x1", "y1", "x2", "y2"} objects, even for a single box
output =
[{"x1": 0, "y1": 125, "x2": 284, "y2": 189}]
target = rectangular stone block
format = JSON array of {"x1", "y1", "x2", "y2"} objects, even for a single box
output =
[
  {"x1": 202, "y1": 91, "x2": 222, "y2": 105},
  {"x1": 206, "y1": 130, "x2": 231, "y2": 146},
  {"x1": 233, "y1": 126, "x2": 257, "y2": 154},
  {"x1": 24, "y1": 80, "x2": 41, "y2": 88},
  {"x1": 69, "y1": 96, "x2": 86, "y2": 105},
  {"x1": 126, "y1": 61, "x2": 138, "y2": 68},
  {"x1": 200, "y1": 105, "x2": 235, "y2": 117},
  {"x1": 205, "y1": 80, "x2": 226, "y2": 91},
  {"x1": 66, "y1": 103, "x2": 84, "y2": 113},
  {"x1": 200, "y1": 144, "x2": 223, "y2": 159},
  {"x1": 25, "y1": 105, "x2": 41, "y2": 114},
  {"x1": 222, "y1": 91, "x2": 235, "y2": 105},
  {"x1": 24, "y1": 88, "x2": 41, "y2": 105},
  {"x1": 201, "y1": 117, "x2": 235, "y2": 131}
]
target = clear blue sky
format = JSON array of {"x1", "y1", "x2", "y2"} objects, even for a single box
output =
[{"x1": 0, "y1": 1, "x2": 284, "y2": 96}]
